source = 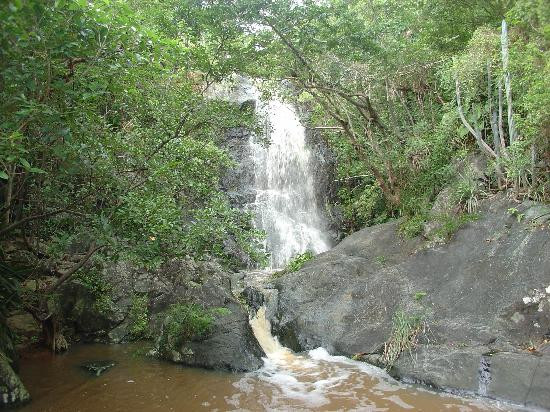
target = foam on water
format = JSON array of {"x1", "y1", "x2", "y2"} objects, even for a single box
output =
[
  {"x1": 242, "y1": 307, "x2": 411, "y2": 410},
  {"x1": 233, "y1": 307, "x2": 503, "y2": 411}
]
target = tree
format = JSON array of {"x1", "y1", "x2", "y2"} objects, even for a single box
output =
[{"x1": 0, "y1": 0, "x2": 264, "y2": 351}]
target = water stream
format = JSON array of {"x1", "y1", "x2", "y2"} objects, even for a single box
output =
[{"x1": 16, "y1": 331, "x2": 502, "y2": 412}]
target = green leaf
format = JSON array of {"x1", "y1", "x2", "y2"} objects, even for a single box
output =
[
  {"x1": 19, "y1": 158, "x2": 31, "y2": 170},
  {"x1": 29, "y1": 167, "x2": 46, "y2": 174},
  {"x1": 0, "y1": 171, "x2": 9, "y2": 180}
]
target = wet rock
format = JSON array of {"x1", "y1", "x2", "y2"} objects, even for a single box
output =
[
  {"x1": 305, "y1": 128, "x2": 342, "y2": 242},
  {"x1": 487, "y1": 352, "x2": 550, "y2": 408},
  {"x1": 80, "y1": 360, "x2": 115, "y2": 376},
  {"x1": 270, "y1": 194, "x2": 550, "y2": 408},
  {"x1": 152, "y1": 275, "x2": 265, "y2": 372},
  {"x1": 241, "y1": 286, "x2": 264, "y2": 313},
  {"x1": 220, "y1": 127, "x2": 256, "y2": 210},
  {"x1": 390, "y1": 345, "x2": 488, "y2": 394},
  {"x1": 6, "y1": 312, "x2": 40, "y2": 349},
  {"x1": 60, "y1": 259, "x2": 264, "y2": 372},
  {"x1": 0, "y1": 352, "x2": 30, "y2": 408}
]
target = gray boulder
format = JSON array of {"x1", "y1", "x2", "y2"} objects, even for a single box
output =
[
  {"x1": 60, "y1": 259, "x2": 264, "y2": 372},
  {"x1": 0, "y1": 352, "x2": 30, "y2": 408},
  {"x1": 269, "y1": 194, "x2": 550, "y2": 408}
]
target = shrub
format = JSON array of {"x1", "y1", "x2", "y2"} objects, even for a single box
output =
[
  {"x1": 450, "y1": 172, "x2": 486, "y2": 213},
  {"x1": 431, "y1": 213, "x2": 479, "y2": 241},
  {"x1": 128, "y1": 294, "x2": 150, "y2": 340},
  {"x1": 399, "y1": 214, "x2": 427, "y2": 238},
  {"x1": 74, "y1": 270, "x2": 114, "y2": 316},
  {"x1": 162, "y1": 304, "x2": 231, "y2": 350},
  {"x1": 164, "y1": 304, "x2": 213, "y2": 349}
]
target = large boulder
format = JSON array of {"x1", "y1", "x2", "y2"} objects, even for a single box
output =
[
  {"x1": 269, "y1": 194, "x2": 550, "y2": 409},
  {"x1": 60, "y1": 259, "x2": 264, "y2": 372},
  {"x1": 0, "y1": 351, "x2": 30, "y2": 408}
]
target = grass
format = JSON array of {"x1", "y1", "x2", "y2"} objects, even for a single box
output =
[
  {"x1": 382, "y1": 310, "x2": 423, "y2": 370},
  {"x1": 272, "y1": 251, "x2": 314, "y2": 279}
]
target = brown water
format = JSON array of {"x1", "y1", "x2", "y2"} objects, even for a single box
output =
[{"x1": 15, "y1": 309, "x2": 512, "y2": 411}]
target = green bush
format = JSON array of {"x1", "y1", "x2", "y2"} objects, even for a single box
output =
[
  {"x1": 74, "y1": 270, "x2": 114, "y2": 316},
  {"x1": 399, "y1": 214, "x2": 427, "y2": 238},
  {"x1": 128, "y1": 294, "x2": 150, "y2": 340},
  {"x1": 431, "y1": 213, "x2": 479, "y2": 241},
  {"x1": 162, "y1": 304, "x2": 231, "y2": 350}
]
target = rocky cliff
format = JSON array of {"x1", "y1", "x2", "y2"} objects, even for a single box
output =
[{"x1": 268, "y1": 194, "x2": 550, "y2": 409}]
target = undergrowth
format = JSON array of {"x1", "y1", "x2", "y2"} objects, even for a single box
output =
[
  {"x1": 163, "y1": 303, "x2": 231, "y2": 350},
  {"x1": 128, "y1": 294, "x2": 150, "y2": 340}
]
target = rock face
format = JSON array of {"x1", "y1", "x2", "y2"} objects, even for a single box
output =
[
  {"x1": 269, "y1": 194, "x2": 550, "y2": 409},
  {"x1": 304, "y1": 128, "x2": 343, "y2": 242},
  {"x1": 220, "y1": 127, "x2": 256, "y2": 210},
  {"x1": 0, "y1": 352, "x2": 30, "y2": 408},
  {"x1": 60, "y1": 259, "x2": 264, "y2": 372},
  {"x1": 150, "y1": 271, "x2": 265, "y2": 372}
]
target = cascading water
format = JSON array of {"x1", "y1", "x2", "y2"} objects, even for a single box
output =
[
  {"x1": 17, "y1": 79, "x2": 502, "y2": 412},
  {"x1": 251, "y1": 98, "x2": 332, "y2": 268},
  {"x1": 209, "y1": 76, "x2": 332, "y2": 268},
  {"x1": 203, "y1": 79, "x2": 500, "y2": 411}
]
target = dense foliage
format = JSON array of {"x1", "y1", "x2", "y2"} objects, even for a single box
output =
[
  {"x1": 232, "y1": 0, "x2": 549, "y2": 232},
  {"x1": 161, "y1": 303, "x2": 230, "y2": 351},
  {"x1": 0, "y1": 1, "x2": 266, "y2": 279}
]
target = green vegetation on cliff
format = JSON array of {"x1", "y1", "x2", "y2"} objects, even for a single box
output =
[{"x1": 231, "y1": 0, "x2": 549, "y2": 232}]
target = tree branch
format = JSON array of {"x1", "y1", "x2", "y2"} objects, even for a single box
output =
[
  {"x1": 455, "y1": 79, "x2": 497, "y2": 158},
  {"x1": 47, "y1": 242, "x2": 104, "y2": 292}
]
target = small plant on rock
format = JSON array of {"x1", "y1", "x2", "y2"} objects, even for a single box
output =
[
  {"x1": 272, "y1": 251, "x2": 315, "y2": 279},
  {"x1": 286, "y1": 251, "x2": 314, "y2": 272},
  {"x1": 431, "y1": 213, "x2": 479, "y2": 242},
  {"x1": 161, "y1": 304, "x2": 231, "y2": 351},
  {"x1": 451, "y1": 172, "x2": 486, "y2": 214},
  {"x1": 382, "y1": 311, "x2": 423, "y2": 370},
  {"x1": 164, "y1": 304, "x2": 214, "y2": 350}
]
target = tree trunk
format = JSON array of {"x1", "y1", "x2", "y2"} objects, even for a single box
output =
[
  {"x1": 2, "y1": 165, "x2": 15, "y2": 227},
  {"x1": 501, "y1": 20, "x2": 517, "y2": 144}
]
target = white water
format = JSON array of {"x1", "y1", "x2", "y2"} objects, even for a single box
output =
[
  {"x1": 250, "y1": 97, "x2": 332, "y2": 268},
  {"x1": 208, "y1": 76, "x2": 332, "y2": 268},
  {"x1": 241, "y1": 307, "x2": 497, "y2": 411}
]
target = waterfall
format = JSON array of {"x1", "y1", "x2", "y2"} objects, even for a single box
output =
[
  {"x1": 208, "y1": 76, "x2": 332, "y2": 268},
  {"x1": 249, "y1": 307, "x2": 295, "y2": 364},
  {"x1": 249, "y1": 88, "x2": 331, "y2": 268}
]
